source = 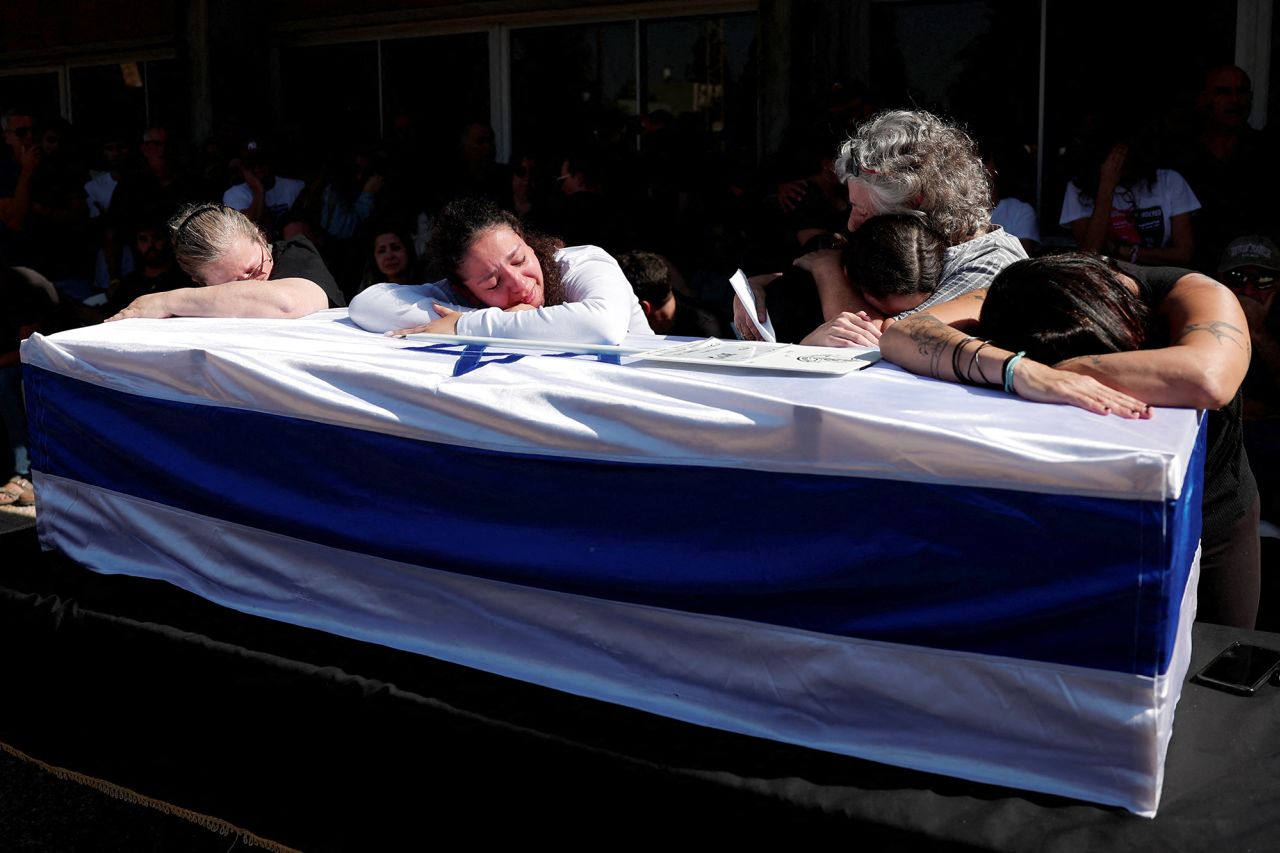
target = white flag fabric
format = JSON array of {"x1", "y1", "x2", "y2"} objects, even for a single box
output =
[{"x1": 22, "y1": 310, "x2": 1204, "y2": 815}]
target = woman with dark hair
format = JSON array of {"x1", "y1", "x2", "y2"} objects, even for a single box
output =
[
  {"x1": 978, "y1": 254, "x2": 1150, "y2": 361},
  {"x1": 843, "y1": 214, "x2": 946, "y2": 317},
  {"x1": 360, "y1": 226, "x2": 418, "y2": 289},
  {"x1": 759, "y1": 214, "x2": 946, "y2": 346},
  {"x1": 349, "y1": 198, "x2": 650, "y2": 344},
  {"x1": 879, "y1": 253, "x2": 1257, "y2": 627},
  {"x1": 1060, "y1": 118, "x2": 1199, "y2": 267}
]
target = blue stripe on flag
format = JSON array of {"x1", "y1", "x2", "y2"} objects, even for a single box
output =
[{"x1": 25, "y1": 365, "x2": 1200, "y2": 676}]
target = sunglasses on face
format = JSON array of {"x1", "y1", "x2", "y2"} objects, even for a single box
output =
[
  {"x1": 8, "y1": 126, "x2": 32, "y2": 138},
  {"x1": 1225, "y1": 270, "x2": 1277, "y2": 292}
]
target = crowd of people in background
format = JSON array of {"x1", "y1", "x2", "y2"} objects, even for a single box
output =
[{"x1": 1, "y1": 64, "x2": 1277, "y2": 627}]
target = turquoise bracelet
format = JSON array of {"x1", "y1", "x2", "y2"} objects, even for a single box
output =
[{"x1": 1002, "y1": 351, "x2": 1026, "y2": 394}]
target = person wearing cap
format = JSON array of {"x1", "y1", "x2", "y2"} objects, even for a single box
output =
[
  {"x1": 1219, "y1": 235, "x2": 1280, "y2": 413},
  {"x1": 1221, "y1": 235, "x2": 1280, "y2": 533}
]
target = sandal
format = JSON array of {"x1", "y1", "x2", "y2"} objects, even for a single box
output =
[{"x1": 3, "y1": 475, "x2": 34, "y2": 507}]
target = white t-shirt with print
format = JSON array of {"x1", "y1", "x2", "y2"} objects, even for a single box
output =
[{"x1": 1059, "y1": 169, "x2": 1199, "y2": 248}]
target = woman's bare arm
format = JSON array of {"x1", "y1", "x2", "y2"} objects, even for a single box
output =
[
  {"x1": 1056, "y1": 273, "x2": 1249, "y2": 409},
  {"x1": 1072, "y1": 144, "x2": 1126, "y2": 254},
  {"x1": 106, "y1": 278, "x2": 328, "y2": 321},
  {"x1": 796, "y1": 248, "x2": 878, "y2": 322},
  {"x1": 879, "y1": 289, "x2": 1151, "y2": 417}
]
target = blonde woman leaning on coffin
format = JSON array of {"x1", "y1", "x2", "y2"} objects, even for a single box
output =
[{"x1": 107, "y1": 203, "x2": 344, "y2": 321}]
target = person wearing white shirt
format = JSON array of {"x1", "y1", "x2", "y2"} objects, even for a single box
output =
[
  {"x1": 1059, "y1": 136, "x2": 1199, "y2": 267},
  {"x1": 350, "y1": 198, "x2": 651, "y2": 345}
]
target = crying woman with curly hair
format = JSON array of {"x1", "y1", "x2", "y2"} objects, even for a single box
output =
[{"x1": 349, "y1": 197, "x2": 652, "y2": 345}]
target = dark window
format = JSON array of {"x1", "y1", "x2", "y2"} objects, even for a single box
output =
[
  {"x1": 509, "y1": 22, "x2": 637, "y2": 160},
  {"x1": 70, "y1": 64, "x2": 148, "y2": 136},
  {"x1": 380, "y1": 32, "x2": 489, "y2": 164},
  {"x1": 142, "y1": 59, "x2": 181, "y2": 130},
  {"x1": 0, "y1": 72, "x2": 61, "y2": 125},
  {"x1": 642, "y1": 14, "x2": 757, "y2": 161},
  {"x1": 278, "y1": 42, "x2": 380, "y2": 151},
  {"x1": 870, "y1": 1, "x2": 1039, "y2": 145}
]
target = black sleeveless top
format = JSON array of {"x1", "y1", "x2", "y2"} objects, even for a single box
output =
[{"x1": 1116, "y1": 262, "x2": 1256, "y2": 527}]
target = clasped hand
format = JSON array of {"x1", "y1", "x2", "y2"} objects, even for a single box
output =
[
  {"x1": 800, "y1": 311, "x2": 882, "y2": 348},
  {"x1": 388, "y1": 303, "x2": 463, "y2": 337}
]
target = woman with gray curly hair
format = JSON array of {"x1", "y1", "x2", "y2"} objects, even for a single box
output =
[
  {"x1": 737, "y1": 109, "x2": 1026, "y2": 347},
  {"x1": 835, "y1": 110, "x2": 992, "y2": 244}
]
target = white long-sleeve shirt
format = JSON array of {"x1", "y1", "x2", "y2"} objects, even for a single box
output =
[{"x1": 350, "y1": 245, "x2": 653, "y2": 345}]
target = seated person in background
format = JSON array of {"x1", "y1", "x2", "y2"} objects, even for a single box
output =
[
  {"x1": 222, "y1": 143, "x2": 306, "y2": 237},
  {"x1": 277, "y1": 212, "x2": 322, "y2": 246},
  {"x1": 880, "y1": 253, "x2": 1255, "y2": 627},
  {"x1": 107, "y1": 202, "x2": 344, "y2": 321},
  {"x1": 982, "y1": 138, "x2": 1040, "y2": 254},
  {"x1": 1060, "y1": 118, "x2": 1198, "y2": 267},
  {"x1": 1219, "y1": 235, "x2": 1280, "y2": 526},
  {"x1": 1, "y1": 264, "x2": 54, "y2": 507},
  {"x1": 737, "y1": 109, "x2": 1026, "y2": 347},
  {"x1": 1179, "y1": 66, "x2": 1280, "y2": 273},
  {"x1": 350, "y1": 198, "x2": 651, "y2": 345},
  {"x1": 103, "y1": 218, "x2": 190, "y2": 315},
  {"x1": 615, "y1": 250, "x2": 724, "y2": 338},
  {"x1": 359, "y1": 225, "x2": 418, "y2": 290},
  {"x1": 551, "y1": 150, "x2": 627, "y2": 255},
  {"x1": 1, "y1": 109, "x2": 43, "y2": 271},
  {"x1": 1219, "y1": 236, "x2": 1280, "y2": 417}
]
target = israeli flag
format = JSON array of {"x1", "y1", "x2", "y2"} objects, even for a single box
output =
[{"x1": 23, "y1": 309, "x2": 1203, "y2": 815}]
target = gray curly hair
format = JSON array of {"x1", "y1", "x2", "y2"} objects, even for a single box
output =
[{"x1": 834, "y1": 109, "x2": 991, "y2": 245}]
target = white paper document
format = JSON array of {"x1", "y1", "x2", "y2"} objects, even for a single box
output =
[
  {"x1": 633, "y1": 338, "x2": 880, "y2": 375},
  {"x1": 729, "y1": 269, "x2": 777, "y2": 343}
]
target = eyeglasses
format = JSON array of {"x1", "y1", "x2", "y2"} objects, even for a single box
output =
[
  {"x1": 241, "y1": 244, "x2": 271, "y2": 281},
  {"x1": 9, "y1": 126, "x2": 33, "y2": 139},
  {"x1": 1225, "y1": 270, "x2": 1277, "y2": 291},
  {"x1": 847, "y1": 160, "x2": 879, "y2": 178}
]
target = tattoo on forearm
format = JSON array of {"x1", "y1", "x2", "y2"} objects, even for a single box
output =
[
  {"x1": 903, "y1": 315, "x2": 956, "y2": 379},
  {"x1": 1177, "y1": 321, "x2": 1246, "y2": 350}
]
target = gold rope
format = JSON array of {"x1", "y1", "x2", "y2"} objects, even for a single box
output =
[{"x1": 0, "y1": 740, "x2": 301, "y2": 853}]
